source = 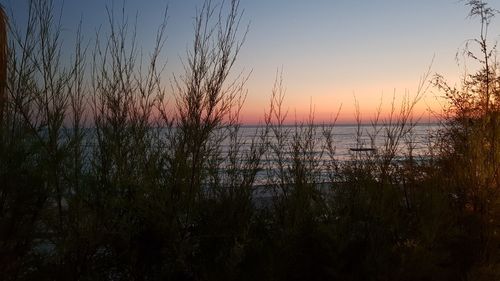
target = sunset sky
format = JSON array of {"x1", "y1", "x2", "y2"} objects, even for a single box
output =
[{"x1": 3, "y1": 0, "x2": 500, "y2": 124}]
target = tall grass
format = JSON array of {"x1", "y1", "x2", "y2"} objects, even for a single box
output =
[
  {"x1": 0, "y1": 4, "x2": 6, "y2": 121},
  {"x1": 1, "y1": 0, "x2": 500, "y2": 280}
]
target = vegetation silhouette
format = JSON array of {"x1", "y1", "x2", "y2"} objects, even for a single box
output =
[
  {"x1": 0, "y1": 4, "x2": 5, "y2": 122},
  {"x1": 0, "y1": 0, "x2": 499, "y2": 280}
]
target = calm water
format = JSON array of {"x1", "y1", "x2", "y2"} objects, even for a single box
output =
[
  {"x1": 220, "y1": 123, "x2": 439, "y2": 161},
  {"x1": 215, "y1": 123, "x2": 440, "y2": 185},
  {"x1": 82, "y1": 123, "x2": 440, "y2": 185}
]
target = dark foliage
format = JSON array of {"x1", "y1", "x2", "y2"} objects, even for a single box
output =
[{"x1": 0, "y1": 0, "x2": 499, "y2": 280}]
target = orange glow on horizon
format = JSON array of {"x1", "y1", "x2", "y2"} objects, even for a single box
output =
[{"x1": 239, "y1": 86, "x2": 444, "y2": 125}]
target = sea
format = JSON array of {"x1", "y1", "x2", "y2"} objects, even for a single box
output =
[
  {"x1": 81, "y1": 123, "x2": 441, "y2": 186},
  {"x1": 216, "y1": 123, "x2": 440, "y2": 185},
  {"x1": 220, "y1": 123, "x2": 439, "y2": 160}
]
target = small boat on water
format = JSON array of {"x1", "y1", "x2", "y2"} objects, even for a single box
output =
[{"x1": 349, "y1": 148, "x2": 376, "y2": 152}]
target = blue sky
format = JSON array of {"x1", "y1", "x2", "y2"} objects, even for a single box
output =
[{"x1": 2, "y1": 0, "x2": 499, "y2": 123}]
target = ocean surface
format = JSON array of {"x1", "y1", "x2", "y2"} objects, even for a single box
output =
[
  {"x1": 220, "y1": 123, "x2": 439, "y2": 160},
  {"x1": 216, "y1": 123, "x2": 440, "y2": 185},
  {"x1": 82, "y1": 123, "x2": 440, "y2": 186}
]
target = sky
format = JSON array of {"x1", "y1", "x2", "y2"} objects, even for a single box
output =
[{"x1": 2, "y1": 0, "x2": 500, "y2": 124}]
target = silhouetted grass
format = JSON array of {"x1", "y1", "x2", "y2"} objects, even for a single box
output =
[{"x1": 1, "y1": 0, "x2": 499, "y2": 280}]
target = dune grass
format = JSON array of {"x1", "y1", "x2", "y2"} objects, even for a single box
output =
[{"x1": 0, "y1": 0, "x2": 499, "y2": 280}]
